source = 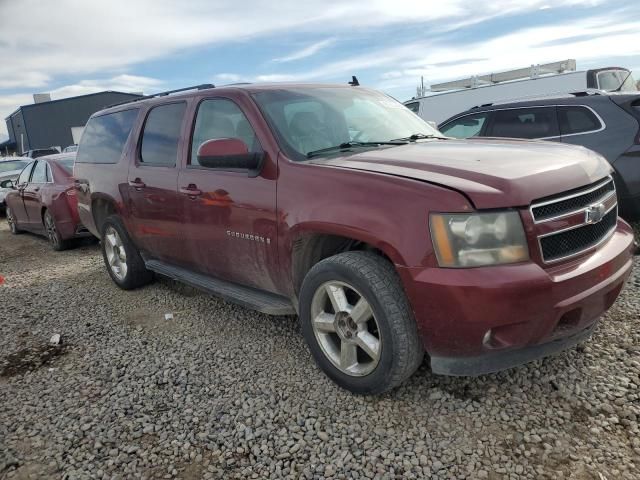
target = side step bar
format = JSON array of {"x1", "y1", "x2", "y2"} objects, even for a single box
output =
[{"x1": 145, "y1": 260, "x2": 296, "y2": 316}]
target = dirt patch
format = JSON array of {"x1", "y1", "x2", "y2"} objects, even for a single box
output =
[{"x1": 1, "y1": 343, "x2": 69, "y2": 378}]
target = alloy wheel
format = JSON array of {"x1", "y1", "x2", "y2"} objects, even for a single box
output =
[
  {"x1": 44, "y1": 212, "x2": 59, "y2": 248},
  {"x1": 6, "y1": 207, "x2": 16, "y2": 232},
  {"x1": 104, "y1": 226, "x2": 128, "y2": 281},
  {"x1": 310, "y1": 281, "x2": 382, "y2": 376}
]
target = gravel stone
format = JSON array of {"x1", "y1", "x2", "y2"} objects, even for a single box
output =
[{"x1": 0, "y1": 221, "x2": 639, "y2": 479}]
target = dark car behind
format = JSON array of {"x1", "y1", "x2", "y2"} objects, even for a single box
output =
[{"x1": 438, "y1": 93, "x2": 640, "y2": 219}]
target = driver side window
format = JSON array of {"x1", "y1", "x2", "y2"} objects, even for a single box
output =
[{"x1": 190, "y1": 99, "x2": 260, "y2": 167}]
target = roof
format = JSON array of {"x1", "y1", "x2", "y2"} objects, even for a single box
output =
[
  {"x1": 37, "y1": 152, "x2": 76, "y2": 162},
  {"x1": 0, "y1": 156, "x2": 28, "y2": 162},
  {"x1": 94, "y1": 82, "x2": 364, "y2": 116},
  {"x1": 6, "y1": 90, "x2": 144, "y2": 120}
]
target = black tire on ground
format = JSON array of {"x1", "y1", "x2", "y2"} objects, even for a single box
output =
[
  {"x1": 6, "y1": 206, "x2": 22, "y2": 234},
  {"x1": 299, "y1": 251, "x2": 424, "y2": 395},
  {"x1": 101, "y1": 215, "x2": 153, "y2": 290},
  {"x1": 43, "y1": 209, "x2": 72, "y2": 251}
]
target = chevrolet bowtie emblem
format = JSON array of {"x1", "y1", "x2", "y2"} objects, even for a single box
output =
[{"x1": 585, "y1": 203, "x2": 606, "y2": 224}]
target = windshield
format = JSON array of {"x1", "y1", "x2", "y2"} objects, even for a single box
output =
[
  {"x1": 597, "y1": 69, "x2": 637, "y2": 92},
  {"x1": 253, "y1": 87, "x2": 441, "y2": 160}
]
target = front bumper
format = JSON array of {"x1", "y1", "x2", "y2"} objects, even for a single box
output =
[{"x1": 398, "y1": 220, "x2": 635, "y2": 376}]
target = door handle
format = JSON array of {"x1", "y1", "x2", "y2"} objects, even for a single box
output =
[
  {"x1": 179, "y1": 185, "x2": 202, "y2": 197},
  {"x1": 129, "y1": 178, "x2": 146, "y2": 190},
  {"x1": 34, "y1": 187, "x2": 40, "y2": 192}
]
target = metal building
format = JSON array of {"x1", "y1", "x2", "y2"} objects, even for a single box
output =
[{"x1": 1, "y1": 91, "x2": 143, "y2": 154}]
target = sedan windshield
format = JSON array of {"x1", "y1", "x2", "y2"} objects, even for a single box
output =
[{"x1": 253, "y1": 87, "x2": 441, "y2": 160}]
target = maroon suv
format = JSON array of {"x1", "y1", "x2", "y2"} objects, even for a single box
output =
[{"x1": 74, "y1": 83, "x2": 635, "y2": 394}]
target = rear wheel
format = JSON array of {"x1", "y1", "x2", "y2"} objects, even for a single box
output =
[
  {"x1": 6, "y1": 206, "x2": 21, "y2": 234},
  {"x1": 101, "y1": 215, "x2": 153, "y2": 289},
  {"x1": 44, "y1": 210, "x2": 71, "y2": 251},
  {"x1": 299, "y1": 251, "x2": 423, "y2": 394}
]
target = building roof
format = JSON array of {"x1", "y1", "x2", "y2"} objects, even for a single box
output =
[{"x1": 6, "y1": 90, "x2": 143, "y2": 120}]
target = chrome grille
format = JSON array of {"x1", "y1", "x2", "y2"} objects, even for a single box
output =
[
  {"x1": 531, "y1": 177, "x2": 615, "y2": 222},
  {"x1": 531, "y1": 176, "x2": 618, "y2": 263},
  {"x1": 539, "y1": 207, "x2": 617, "y2": 262}
]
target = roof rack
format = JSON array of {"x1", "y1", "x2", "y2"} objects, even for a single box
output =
[
  {"x1": 430, "y1": 59, "x2": 577, "y2": 92},
  {"x1": 107, "y1": 83, "x2": 216, "y2": 108},
  {"x1": 469, "y1": 89, "x2": 604, "y2": 109}
]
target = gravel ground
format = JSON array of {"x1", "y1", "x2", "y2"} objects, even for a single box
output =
[{"x1": 0, "y1": 222, "x2": 639, "y2": 480}]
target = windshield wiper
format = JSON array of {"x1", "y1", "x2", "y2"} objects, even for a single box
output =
[
  {"x1": 390, "y1": 133, "x2": 446, "y2": 142},
  {"x1": 306, "y1": 141, "x2": 407, "y2": 158}
]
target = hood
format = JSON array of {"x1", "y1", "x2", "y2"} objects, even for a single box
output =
[{"x1": 310, "y1": 138, "x2": 611, "y2": 209}]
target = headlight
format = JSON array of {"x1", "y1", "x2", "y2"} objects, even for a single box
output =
[{"x1": 430, "y1": 211, "x2": 529, "y2": 267}]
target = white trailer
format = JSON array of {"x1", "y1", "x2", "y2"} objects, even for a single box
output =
[{"x1": 404, "y1": 60, "x2": 636, "y2": 124}]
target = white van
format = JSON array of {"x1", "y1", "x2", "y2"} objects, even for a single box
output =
[{"x1": 405, "y1": 60, "x2": 637, "y2": 124}]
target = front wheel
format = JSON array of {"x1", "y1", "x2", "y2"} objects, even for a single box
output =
[
  {"x1": 299, "y1": 251, "x2": 423, "y2": 394},
  {"x1": 101, "y1": 215, "x2": 153, "y2": 290}
]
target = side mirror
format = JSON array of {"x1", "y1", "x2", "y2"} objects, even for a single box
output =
[
  {"x1": 0, "y1": 179, "x2": 15, "y2": 189},
  {"x1": 197, "y1": 138, "x2": 264, "y2": 177}
]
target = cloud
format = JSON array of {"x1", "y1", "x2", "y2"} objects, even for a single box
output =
[
  {"x1": 273, "y1": 38, "x2": 335, "y2": 63},
  {"x1": 0, "y1": 0, "x2": 608, "y2": 94}
]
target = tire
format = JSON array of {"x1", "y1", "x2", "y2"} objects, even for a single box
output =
[
  {"x1": 101, "y1": 215, "x2": 153, "y2": 290},
  {"x1": 299, "y1": 251, "x2": 423, "y2": 395},
  {"x1": 43, "y1": 209, "x2": 71, "y2": 251},
  {"x1": 6, "y1": 206, "x2": 22, "y2": 234}
]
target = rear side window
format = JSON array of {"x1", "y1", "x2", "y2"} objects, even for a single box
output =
[
  {"x1": 77, "y1": 109, "x2": 138, "y2": 164},
  {"x1": 140, "y1": 103, "x2": 187, "y2": 166},
  {"x1": 440, "y1": 113, "x2": 489, "y2": 138},
  {"x1": 31, "y1": 160, "x2": 48, "y2": 183},
  {"x1": 488, "y1": 107, "x2": 559, "y2": 139},
  {"x1": 558, "y1": 106, "x2": 602, "y2": 135},
  {"x1": 17, "y1": 161, "x2": 35, "y2": 185}
]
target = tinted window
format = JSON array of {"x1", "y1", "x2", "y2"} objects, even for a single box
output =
[
  {"x1": 0, "y1": 160, "x2": 28, "y2": 173},
  {"x1": 405, "y1": 102, "x2": 419, "y2": 114},
  {"x1": 140, "y1": 103, "x2": 186, "y2": 166},
  {"x1": 31, "y1": 160, "x2": 48, "y2": 183},
  {"x1": 488, "y1": 107, "x2": 559, "y2": 139},
  {"x1": 76, "y1": 109, "x2": 138, "y2": 164},
  {"x1": 440, "y1": 113, "x2": 488, "y2": 138},
  {"x1": 191, "y1": 99, "x2": 259, "y2": 166},
  {"x1": 558, "y1": 106, "x2": 602, "y2": 135},
  {"x1": 17, "y1": 161, "x2": 35, "y2": 185}
]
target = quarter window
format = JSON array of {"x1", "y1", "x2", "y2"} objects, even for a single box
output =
[
  {"x1": 440, "y1": 113, "x2": 489, "y2": 138},
  {"x1": 76, "y1": 109, "x2": 138, "y2": 164},
  {"x1": 190, "y1": 99, "x2": 259, "y2": 167},
  {"x1": 488, "y1": 107, "x2": 559, "y2": 139},
  {"x1": 17, "y1": 161, "x2": 35, "y2": 185},
  {"x1": 558, "y1": 106, "x2": 602, "y2": 135},
  {"x1": 141, "y1": 103, "x2": 187, "y2": 166},
  {"x1": 31, "y1": 160, "x2": 48, "y2": 183},
  {"x1": 405, "y1": 102, "x2": 420, "y2": 114}
]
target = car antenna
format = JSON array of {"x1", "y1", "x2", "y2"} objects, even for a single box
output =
[{"x1": 348, "y1": 76, "x2": 360, "y2": 86}]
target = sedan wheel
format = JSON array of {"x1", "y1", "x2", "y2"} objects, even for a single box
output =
[
  {"x1": 104, "y1": 226, "x2": 128, "y2": 281},
  {"x1": 310, "y1": 281, "x2": 381, "y2": 376},
  {"x1": 6, "y1": 206, "x2": 18, "y2": 234},
  {"x1": 44, "y1": 211, "x2": 59, "y2": 248}
]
